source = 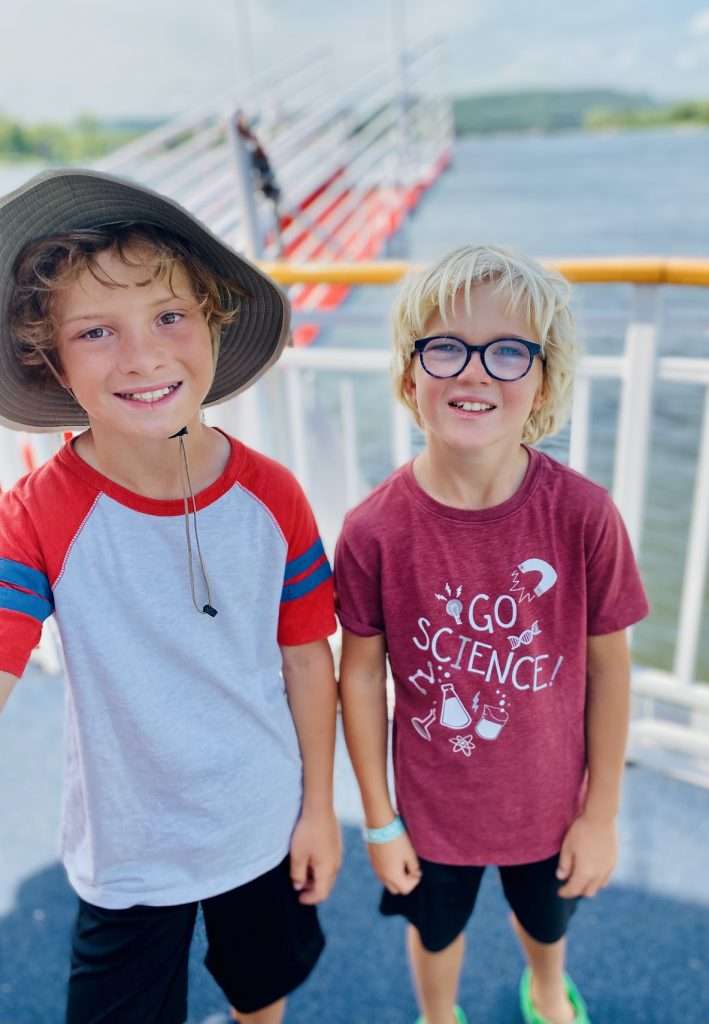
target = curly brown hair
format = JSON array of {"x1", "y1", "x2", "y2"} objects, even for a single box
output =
[{"x1": 9, "y1": 222, "x2": 244, "y2": 384}]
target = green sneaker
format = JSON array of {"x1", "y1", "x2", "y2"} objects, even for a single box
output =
[
  {"x1": 414, "y1": 1006, "x2": 468, "y2": 1024},
  {"x1": 519, "y1": 967, "x2": 590, "y2": 1024}
]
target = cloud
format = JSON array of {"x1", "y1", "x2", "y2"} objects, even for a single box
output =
[
  {"x1": 688, "y1": 8, "x2": 709, "y2": 34},
  {"x1": 0, "y1": 0, "x2": 706, "y2": 121}
]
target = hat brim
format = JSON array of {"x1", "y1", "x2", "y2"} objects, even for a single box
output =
[{"x1": 0, "y1": 169, "x2": 290, "y2": 432}]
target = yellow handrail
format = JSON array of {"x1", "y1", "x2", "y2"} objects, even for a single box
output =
[{"x1": 258, "y1": 258, "x2": 709, "y2": 287}]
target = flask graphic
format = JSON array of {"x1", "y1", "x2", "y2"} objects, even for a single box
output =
[{"x1": 439, "y1": 683, "x2": 472, "y2": 729}]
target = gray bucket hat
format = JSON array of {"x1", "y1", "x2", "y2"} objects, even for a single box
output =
[{"x1": 0, "y1": 168, "x2": 290, "y2": 432}]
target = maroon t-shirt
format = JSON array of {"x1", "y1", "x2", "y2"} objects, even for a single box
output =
[{"x1": 335, "y1": 448, "x2": 649, "y2": 865}]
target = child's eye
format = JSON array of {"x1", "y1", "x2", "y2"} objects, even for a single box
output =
[
  {"x1": 429, "y1": 341, "x2": 459, "y2": 354},
  {"x1": 80, "y1": 327, "x2": 111, "y2": 341},
  {"x1": 159, "y1": 311, "x2": 184, "y2": 326}
]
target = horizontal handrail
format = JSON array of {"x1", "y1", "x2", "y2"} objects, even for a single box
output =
[{"x1": 258, "y1": 258, "x2": 709, "y2": 287}]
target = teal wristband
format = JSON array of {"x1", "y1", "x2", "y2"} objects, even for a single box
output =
[{"x1": 364, "y1": 815, "x2": 405, "y2": 844}]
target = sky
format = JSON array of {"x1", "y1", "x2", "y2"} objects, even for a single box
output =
[{"x1": 0, "y1": 0, "x2": 708, "y2": 122}]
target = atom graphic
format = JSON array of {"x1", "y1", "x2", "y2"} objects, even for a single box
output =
[{"x1": 449, "y1": 734, "x2": 476, "y2": 758}]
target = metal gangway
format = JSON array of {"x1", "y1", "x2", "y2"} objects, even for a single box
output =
[{"x1": 94, "y1": 42, "x2": 453, "y2": 264}]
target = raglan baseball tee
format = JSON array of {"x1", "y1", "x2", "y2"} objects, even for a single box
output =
[
  {"x1": 0, "y1": 432, "x2": 336, "y2": 908},
  {"x1": 335, "y1": 447, "x2": 649, "y2": 866}
]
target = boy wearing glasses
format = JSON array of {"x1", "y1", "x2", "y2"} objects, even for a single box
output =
[{"x1": 335, "y1": 246, "x2": 648, "y2": 1024}]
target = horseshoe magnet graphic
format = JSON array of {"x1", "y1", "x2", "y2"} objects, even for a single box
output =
[{"x1": 517, "y1": 558, "x2": 558, "y2": 597}]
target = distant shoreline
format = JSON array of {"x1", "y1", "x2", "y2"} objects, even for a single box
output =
[
  {"x1": 2, "y1": 94, "x2": 708, "y2": 161},
  {"x1": 452, "y1": 89, "x2": 709, "y2": 137},
  {"x1": 452, "y1": 122, "x2": 709, "y2": 140}
]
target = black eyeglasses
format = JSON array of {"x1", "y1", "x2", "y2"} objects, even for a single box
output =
[{"x1": 414, "y1": 336, "x2": 543, "y2": 382}]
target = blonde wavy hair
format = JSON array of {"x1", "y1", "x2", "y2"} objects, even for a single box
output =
[{"x1": 391, "y1": 245, "x2": 577, "y2": 444}]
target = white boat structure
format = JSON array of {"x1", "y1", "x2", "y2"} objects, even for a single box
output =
[{"x1": 0, "y1": 44, "x2": 707, "y2": 773}]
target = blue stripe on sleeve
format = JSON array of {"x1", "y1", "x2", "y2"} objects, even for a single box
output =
[
  {"x1": 281, "y1": 560, "x2": 332, "y2": 603},
  {"x1": 0, "y1": 587, "x2": 54, "y2": 622},
  {"x1": 284, "y1": 538, "x2": 326, "y2": 583},
  {"x1": 0, "y1": 558, "x2": 52, "y2": 602}
]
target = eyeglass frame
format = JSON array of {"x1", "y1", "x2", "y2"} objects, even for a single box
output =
[{"x1": 413, "y1": 335, "x2": 544, "y2": 382}]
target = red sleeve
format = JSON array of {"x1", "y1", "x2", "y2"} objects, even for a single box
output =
[
  {"x1": 241, "y1": 451, "x2": 336, "y2": 646},
  {"x1": 333, "y1": 511, "x2": 384, "y2": 637},
  {"x1": 586, "y1": 496, "x2": 650, "y2": 635},
  {"x1": 0, "y1": 488, "x2": 52, "y2": 676},
  {"x1": 277, "y1": 482, "x2": 336, "y2": 645}
]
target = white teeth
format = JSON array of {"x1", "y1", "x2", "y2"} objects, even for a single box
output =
[
  {"x1": 120, "y1": 385, "x2": 177, "y2": 402},
  {"x1": 452, "y1": 401, "x2": 495, "y2": 412}
]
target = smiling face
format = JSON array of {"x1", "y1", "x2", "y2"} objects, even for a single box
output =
[
  {"x1": 53, "y1": 246, "x2": 215, "y2": 445},
  {"x1": 405, "y1": 281, "x2": 545, "y2": 459}
]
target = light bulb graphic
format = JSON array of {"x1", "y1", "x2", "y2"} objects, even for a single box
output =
[
  {"x1": 435, "y1": 583, "x2": 463, "y2": 623},
  {"x1": 445, "y1": 598, "x2": 463, "y2": 624}
]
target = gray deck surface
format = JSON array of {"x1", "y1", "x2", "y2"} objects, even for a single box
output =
[{"x1": 1, "y1": 666, "x2": 708, "y2": 1023}]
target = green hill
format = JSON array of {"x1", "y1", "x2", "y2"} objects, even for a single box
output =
[
  {"x1": 0, "y1": 114, "x2": 163, "y2": 162},
  {"x1": 452, "y1": 89, "x2": 657, "y2": 135},
  {"x1": 585, "y1": 99, "x2": 709, "y2": 130}
]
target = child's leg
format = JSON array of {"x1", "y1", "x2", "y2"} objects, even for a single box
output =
[
  {"x1": 202, "y1": 857, "x2": 324, "y2": 1019},
  {"x1": 65, "y1": 897, "x2": 198, "y2": 1024},
  {"x1": 500, "y1": 854, "x2": 581, "y2": 1024},
  {"x1": 510, "y1": 913, "x2": 574, "y2": 1024},
  {"x1": 407, "y1": 925, "x2": 465, "y2": 1024},
  {"x1": 379, "y1": 859, "x2": 483, "y2": 1024},
  {"x1": 230, "y1": 997, "x2": 285, "y2": 1023}
]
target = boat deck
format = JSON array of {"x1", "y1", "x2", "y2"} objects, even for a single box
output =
[{"x1": 1, "y1": 665, "x2": 707, "y2": 1023}]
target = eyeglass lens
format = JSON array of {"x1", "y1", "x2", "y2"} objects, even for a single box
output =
[{"x1": 421, "y1": 338, "x2": 532, "y2": 380}]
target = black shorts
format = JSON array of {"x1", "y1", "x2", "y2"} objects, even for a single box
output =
[
  {"x1": 65, "y1": 855, "x2": 325, "y2": 1024},
  {"x1": 380, "y1": 852, "x2": 579, "y2": 952}
]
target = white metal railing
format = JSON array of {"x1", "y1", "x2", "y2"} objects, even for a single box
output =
[
  {"x1": 1, "y1": 282, "x2": 707, "y2": 765},
  {"x1": 207, "y1": 283, "x2": 709, "y2": 765}
]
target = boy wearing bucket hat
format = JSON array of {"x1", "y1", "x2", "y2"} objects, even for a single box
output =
[{"x1": 0, "y1": 170, "x2": 340, "y2": 1024}]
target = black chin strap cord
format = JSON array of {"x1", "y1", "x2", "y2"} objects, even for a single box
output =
[{"x1": 170, "y1": 426, "x2": 218, "y2": 617}]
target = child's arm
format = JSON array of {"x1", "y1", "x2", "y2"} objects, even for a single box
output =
[
  {"x1": 340, "y1": 629, "x2": 421, "y2": 894},
  {"x1": 281, "y1": 638, "x2": 341, "y2": 905},
  {"x1": 0, "y1": 671, "x2": 18, "y2": 713},
  {"x1": 557, "y1": 629, "x2": 631, "y2": 898}
]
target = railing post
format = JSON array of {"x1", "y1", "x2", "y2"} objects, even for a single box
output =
[
  {"x1": 284, "y1": 364, "x2": 309, "y2": 492},
  {"x1": 339, "y1": 379, "x2": 361, "y2": 510},
  {"x1": 568, "y1": 371, "x2": 591, "y2": 474},
  {"x1": 674, "y1": 386, "x2": 709, "y2": 687},
  {"x1": 393, "y1": 403, "x2": 413, "y2": 468},
  {"x1": 388, "y1": 0, "x2": 410, "y2": 198},
  {"x1": 227, "y1": 111, "x2": 263, "y2": 259},
  {"x1": 612, "y1": 285, "x2": 659, "y2": 553}
]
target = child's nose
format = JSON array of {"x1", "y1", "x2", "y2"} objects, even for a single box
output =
[
  {"x1": 459, "y1": 349, "x2": 492, "y2": 383},
  {"x1": 117, "y1": 328, "x2": 167, "y2": 374}
]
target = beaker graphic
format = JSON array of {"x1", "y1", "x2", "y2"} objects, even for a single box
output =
[
  {"x1": 412, "y1": 709, "x2": 436, "y2": 741},
  {"x1": 439, "y1": 683, "x2": 472, "y2": 729},
  {"x1": 475, "y1": 705, "x2": 509, "y2": 741}
]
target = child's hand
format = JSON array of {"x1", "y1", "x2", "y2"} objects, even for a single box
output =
[
  {"x1": 368, "y1": 832, "x2": 422, "y2": 895},
  {"x1": 556, "y1": 814, "x2": 618, "y2": 898},
  {"x1": 289, "y1": 808, "x2": 342, "y2": 905}
]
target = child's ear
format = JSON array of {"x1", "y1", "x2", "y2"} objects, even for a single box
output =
[
  {"x1": 403, "y1": 365, "x2": 416, "y2": 403},
  {"x1": 532, "y1": 369, "x2": 547, "y2": 412}
]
